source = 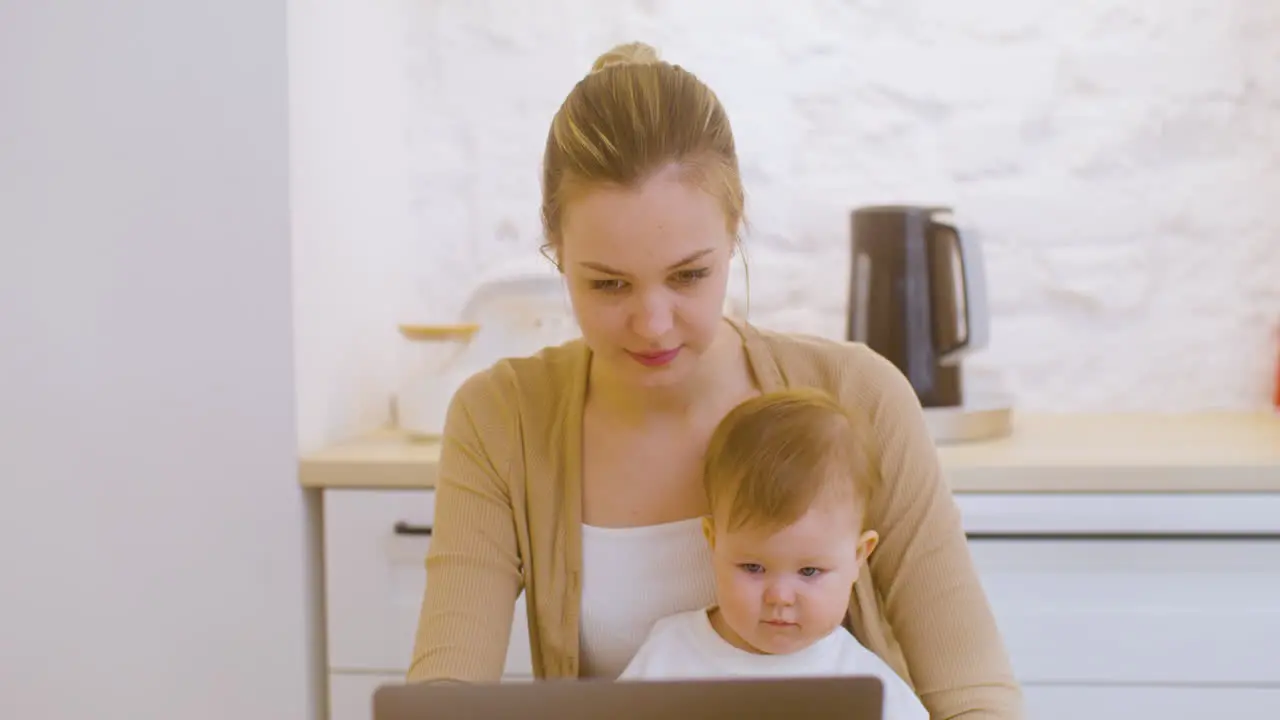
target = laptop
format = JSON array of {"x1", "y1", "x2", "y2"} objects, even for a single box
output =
[{"x1": 372, "y1": 676, "x2": 884, "y2": 720}]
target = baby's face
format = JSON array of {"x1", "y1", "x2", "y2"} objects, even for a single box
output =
[{"x1": 704, "y1": 503, "x2": 877, "y2": 655}]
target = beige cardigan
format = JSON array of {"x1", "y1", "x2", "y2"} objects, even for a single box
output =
[{"x1": 408, "y1": 319, "x2": 1024, "y2": 719}]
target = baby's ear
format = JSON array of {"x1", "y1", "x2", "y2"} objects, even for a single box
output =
[
  {"x1": 856, "y1": 529, "x2": 879, "y2": 564},
  {"x1": 701, "y1": 515, "x2": 717, "y2": 550}
]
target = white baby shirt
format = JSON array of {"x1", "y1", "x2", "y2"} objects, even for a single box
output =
[{"x1": 618, "y1": 608, "x2": 929, "y2": 720}]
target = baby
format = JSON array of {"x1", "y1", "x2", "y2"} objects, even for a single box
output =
[{"x1": 618, "y1": 387, "x2": 928, "y2": 720}]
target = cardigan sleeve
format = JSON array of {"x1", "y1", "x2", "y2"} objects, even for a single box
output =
[
  {"x1": 853, "y1": 346, "x2": 1025, "y2": 719},
  {"x1": 406, "y1": 371, "x2": 523, "y2": 683}
]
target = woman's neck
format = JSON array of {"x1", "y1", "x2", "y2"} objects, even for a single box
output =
[{"x1": 588, "y1": 321, "x2": 748, "y2": 424}]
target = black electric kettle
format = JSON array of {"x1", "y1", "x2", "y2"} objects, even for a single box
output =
[{"x1": 846, "y1": 205, "x2": 989, "y2": 408}]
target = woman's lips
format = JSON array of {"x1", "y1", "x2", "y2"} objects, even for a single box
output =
[{"x1": 627, "y1": 347, "x2": 681, "y2": 367}]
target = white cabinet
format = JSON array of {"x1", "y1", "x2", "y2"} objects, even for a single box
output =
[
  {"x1": 969, "y1": 536, "x2": 1280, "y2": 720},
  {"x1": 316, "y1": 488, "x2": 1280, "y2": 720},
  {"x1": 322, "y1": 489, "x2": 533, "y2": 720}
]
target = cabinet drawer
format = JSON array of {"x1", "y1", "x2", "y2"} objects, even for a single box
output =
[
  {"x1": 970, "y1": 539, "x2": 1280, "y2": 685},
  {"x1": 329, "y1": 672, "x2": 400, "y2": 720},
  {"x1": 323, "y1": 489, "x2": 533, "y2": 677},
  {"x1": 1022, "y1": 684, "x2": 1280, "y2": 720},
  {"x1": 328, "y1": 671, "x2": 534, "y2": 720}
]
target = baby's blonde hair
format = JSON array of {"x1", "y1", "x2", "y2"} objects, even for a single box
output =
[
  {"x1": 703, "y1": 388, "x2": 878, "y2": 532},
  {"x1": 540, "y1": 42, "x2": 744, "y2": 263}
]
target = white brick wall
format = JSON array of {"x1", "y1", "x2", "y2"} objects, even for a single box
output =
[{"x1": 291, "y1": 0, "x2": 1280, "y2": 449}]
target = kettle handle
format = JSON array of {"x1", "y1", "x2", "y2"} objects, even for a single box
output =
[{"x1": 929, "y1": 213, "x2": 989, "y2": 364}]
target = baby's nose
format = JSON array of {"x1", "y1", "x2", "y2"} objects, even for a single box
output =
[{"x1": 763, "y1": 582, "x2": 796, "y2": 606}]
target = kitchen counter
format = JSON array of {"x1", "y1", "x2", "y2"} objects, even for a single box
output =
[{"x1": 297, "y1": 412, "x2": 1280, "y2": 493}]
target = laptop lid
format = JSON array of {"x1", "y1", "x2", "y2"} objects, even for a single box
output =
[{"x1": 373, "y1": 676, "x2": 884, "y2": 720}]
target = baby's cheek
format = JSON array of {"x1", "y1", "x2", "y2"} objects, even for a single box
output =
[
  {"x1": 815, "y1": 586, "x2": 854, "y2": 631},
  {"x1": 718, "y1": 577, "x2": 757, "y2": 619}
]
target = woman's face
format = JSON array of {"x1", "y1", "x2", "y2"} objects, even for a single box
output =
[{"x1": 557, "y1": 164, "x2": 734, "y2": 390}]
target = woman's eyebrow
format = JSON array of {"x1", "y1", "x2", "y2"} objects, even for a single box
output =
[{"x1": 577, "y1": 248, "x2": 715, "y2": 276}]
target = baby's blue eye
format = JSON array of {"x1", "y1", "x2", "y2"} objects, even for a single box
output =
[
  {"x1": 738, "y1": 563, "x2": 763, "y2": 574},
  {"x1": 799, "y1": 567, "x2": 822, "y2": 577}
]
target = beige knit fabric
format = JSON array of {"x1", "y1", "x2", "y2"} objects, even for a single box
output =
[{"x1": 408, "y1": 318, "x2": 1024, "y2": 719}]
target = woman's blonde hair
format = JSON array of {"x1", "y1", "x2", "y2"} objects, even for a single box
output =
[
  {"x1": 703, "y1": 388, "x2": 879, "y2": 533},
  {"x1": 540, "y1": 41, "x2": 745, "y2": 263}
]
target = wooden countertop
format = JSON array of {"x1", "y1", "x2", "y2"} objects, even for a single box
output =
[{"x1": 297, "y1": 412, "x2": 1280, "y2": 493}]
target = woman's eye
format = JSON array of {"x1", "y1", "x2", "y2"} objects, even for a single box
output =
[
  {"x1": 799, "y1": 567, "x2": 822, "y2": 578},
  {"x1": 672, "y1": 267, "x2": 710, "y2": 285},
  {"x1": 589, "y1": 278, "x2": 627, "y2": 293},
  {"x1": 738, "y1": 563, "x2": 764, "y2": 574}
]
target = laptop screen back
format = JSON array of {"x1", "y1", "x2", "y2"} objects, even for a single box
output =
[{"x1": 373, "y1": 676, "x2": 885, "y2": 720}]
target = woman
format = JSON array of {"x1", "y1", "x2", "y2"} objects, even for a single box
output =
[{"x1": 408, "y1": 42, "x2": 1023, "y2": 718}]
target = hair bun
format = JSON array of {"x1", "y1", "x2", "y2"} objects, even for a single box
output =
[{"x1": 590, "y1": 41, "x2": 661, "y2": 73}]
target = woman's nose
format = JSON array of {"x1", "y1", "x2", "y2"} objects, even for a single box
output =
[{"x1": 630, "y1": 291, "x2": 673, "y2": 340}]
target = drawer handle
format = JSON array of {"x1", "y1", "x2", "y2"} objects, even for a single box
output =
[{"x1": 393, "y1": 521, "x2": 433, "y2": 537}]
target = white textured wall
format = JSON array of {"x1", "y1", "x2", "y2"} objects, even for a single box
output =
[{"x1": 292, "y1": 0, "x2": 1280, "y2": 447}]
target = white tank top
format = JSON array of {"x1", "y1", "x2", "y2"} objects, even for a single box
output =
[{"x1": 578, "y1": 518, "x2": 717, "y2": 679}]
